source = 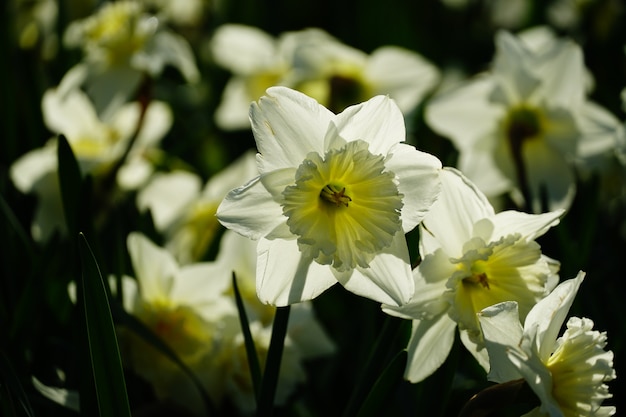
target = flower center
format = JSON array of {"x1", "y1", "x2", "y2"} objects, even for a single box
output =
[
  {"x1": 546, "y1": 317, "x2": 616, "y2": 417},
  {"x1": 282, "y1": 139, "x2": 403, "y2": 271},
  {"x1": 506, "y1": 106, "x2": 542, "y2": 144},
  {"x1": 447, "y1": 234, "x2": 549, "y2": 340},
  {"x1": 320, "y1": 183, "x2": 352, "y2": 207}
]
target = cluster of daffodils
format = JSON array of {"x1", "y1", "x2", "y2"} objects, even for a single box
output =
[
  {"x1": 117, "y1": 231, "x2": 334, "y2": 414},
  {"x1": 210, "y1": 24, "x2": 440, "y2": 130},
  {"x1": 8, "y1": 2, "x2": 621, "y2": 414},
  {"x1": 218, "y1": 84, "x2": 616, "y2": 415}
]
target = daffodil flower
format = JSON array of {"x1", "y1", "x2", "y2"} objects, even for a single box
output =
[
  {"x1": 137, "y1": 151, "x2": 259, "y2": 264},
  {"x1": 426, "y1": 28, "x2": 622, "y2": 212},
  {"x1": 217, "y1": 86, "x2": 442, "y2": 306},
  {"x1": 383, "y1": 167, "x2": 562, "y2": 383},
  {"x1": 478, "y1": 272, "x2": 616, "y2": 417},
  {"x1": 210, "y1": 25, "x2": 440, "y2": 130}
]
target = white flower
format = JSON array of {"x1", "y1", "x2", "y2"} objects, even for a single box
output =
[
  {"x1": 62, "y1": 1, "x2": 199, "y2": 118},
  {"x1": 426, "y1": 28, "x2": 622, "y2": 212},
  {"x1": 383, "y1": 167, "x2": 562, "y2": 383},
  {"x1": 64, "y1": 1, "x2": 199, "y2": 82},
  {"x1": 288, "y1": 28, "x2": 440, "y2": 115},
  {"x1": 210, "y1": 25, "x2": 440, "y2": 130},
  {"x1": 9, "y1": 81, "x2": 172, "y2": 242},
  {"x1": 217, "y1": 86, "x2": 441, "y2": 306},
  {"x1": 119, "y1": 232, "x2": 232, "y2": 415},
  {"x1": 137, "y1": 151, "x2": 259, "y2": 263},
  {"x1": 478, "y1": 272, "x2": 616, "y2": 417}
]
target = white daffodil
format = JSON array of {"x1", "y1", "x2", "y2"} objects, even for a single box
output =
[
  {"x1": 288, "y1": 28, "x2": 440, "y2": 115},
  {"x1": 383, "y1": 167, "x2": 562, "y2": 383},
  {"x1": 217, "y1": 86, "x2": 442, "y2": 306},
  {"x1": 426, "y1": 28, "x2": 622, "y2": 212},
  {"x1": 9, "y1": 82, "x2": 172, "y2": 242},
  {"x1": 63, "y1": 1, "x2": 199, "y2": 118},
  {"x1": 118, "y1": 232, "x2": 232, "y2": 415},
  {"x1": 209, "y1": 229, "x2": 335, "y2": 413},
  {"x1": 210, "y1": 25, "x2": 439, "y2": 130},
  {"x1": 137, "y1": 151, "x2": 258, "y2": 264},
  {"x1": 478, "y1": 272, "x2": 616, "y2": 417},
  {"x1": 209, "y1": 24, "x2": 299, "y2": 130}
]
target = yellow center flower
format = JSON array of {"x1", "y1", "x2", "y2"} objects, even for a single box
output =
[
  {"x1": 282, "y1": 139, "x2": 403, "y2": 271},
  {"x1": 547, "y1": 317, "x2": 616, "y2": 417},
  {"x1": 448, "y1": 234, "x2": 547, "y2": 339}
]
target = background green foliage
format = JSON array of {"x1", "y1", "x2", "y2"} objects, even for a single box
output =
[{"x1": 1, "y1": 0, "x2": 625, "y2": 416}]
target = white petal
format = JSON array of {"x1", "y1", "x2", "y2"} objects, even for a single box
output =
[
  {"x1": 523, "y1": 139, "x2": 576, "y2": 212},
  {"x1": 366, "y1": 46, "x2": 440, "y2": 113},
  {"x1": 338, "y1": 232, "x2": 414, "y2": 306},
  {"x1": 493, "y1": 31, "x2": 541, "y2": 104},
  {"x1": 535, "y1": 41, "x2": 585, "y2": 109},
  {"x1": 478, "y1": 301, "x2": 525, "y2": 383},
  {"x1": 210, "y1": 24, "x2": 279, "y2": 75},
  {"x1": 506, "y1": 347, "x2": 561, "y2": 416},
  {"x1": 42, "y1": 87, "x2": 100, "y2": 138},
  {"x1": 202, "y1": 150, "x2": 259, "y2": 201},
  {"x1": 171, "y1": 263, "x2": 231, "y2": 305},
  {"x1": 288, "y1": 303, "x2": 336, "y2": 358},
  {"x1": 330, "y1": 95, "x2": 406, "y2": 156},
  {"x1": 137, "y1": 171, "x2": 202, "y2": 231},
  {"x1": 459, "y1": 329, "x2": 490, "y2": 372},
  {"x1": 421, "y1": 167, "x2": 494, "y2": 257},
  {"x1": 251, "y1": 87, "x2": 333, "y2": 172},
  {"x1": 576, "y1": 101, "x2": 623, "y2": 159},
  {"x1": 457, "y1": 147, "x2": 513, "y2": 197},
  {"x1": 256, "y1": 237, "x2": 337, "y2": 306},
  {"x1": 404, "y1": 314, "x2": 457, "y2": 383},
  {"x1": 489, "y1": 209, "x2": 563, "y2": 243},
  {"x1": 384, "y1": 143, "x2": 442, "y2": 233},
  {"x1": 425, "y1": 76, "x2": 503, "y2": 150},
  {"x1": 524, "y1": 272, "x2": 584, "y2": 362},
  {"x1": 216, "y1": 175, "x2": 286, "y2": 240},
  {"x1": 127, "y1": 232, "x2": 178, "y2": 302},
  {"x1": 214, "y1": 77, "x2": 257, "y2": 130},
  {"x1": 9, "y1": 141, "x2": 58, "y2": 193},
  {"x1": 383, "y1": 247, "x2": 454, "y2": 320},
  {"x1": 259, "y1": 167, "x2": 297, "y2": 200}
]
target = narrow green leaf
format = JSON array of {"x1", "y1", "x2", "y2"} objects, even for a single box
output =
[
  {"x1": 232, "y1": 272, "x2": 262, "y2": 400},
  {"x1": 110, "y1": 302, "x2": 216, "y2": 416},
  {"x1": 356, "y1": 350, "x2": 407, "y2": 417},
  {"x1": 57, "y1": 135, "x2": 82, "y2": 238},
  {"x1": 78, "y1": 233, "x2": 131, "y2": 417},
  {"x1": 256, "y1": 305, "x2": 291, "y2": 417},
  {"x1": 0, "y1": 350, "x2": 34, "y2": 417}
]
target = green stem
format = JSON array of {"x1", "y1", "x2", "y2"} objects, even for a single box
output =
[{"x1": 256, "y1": 305, "x2": 291, "y2": 417}]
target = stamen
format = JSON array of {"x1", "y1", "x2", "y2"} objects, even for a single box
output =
[
  {"x1": 320, "y1": 184, "x2": 352, "y2": 207},
  {"x1": 464, "y1": 272, "x2": 490, "y2": 290}
]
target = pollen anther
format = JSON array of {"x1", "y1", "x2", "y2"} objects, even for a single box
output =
[{"x1": 320, "y1": 184, "x2": 352, "y2": 207}]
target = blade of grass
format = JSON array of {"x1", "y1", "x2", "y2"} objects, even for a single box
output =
[
  {"x1": 256, "y1": 305, "x2": 291, "y2": 417},
  {"x1": 78, "y1": 233, "x2": 131, "y2": 417},
  {"x1": 232, "y1": 272, "x2": 262, "y2": 400},
  {"x1": 0, "y1": 350, "x2": 34, "y2": 417}
]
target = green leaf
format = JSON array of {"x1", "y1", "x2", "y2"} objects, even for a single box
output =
[
  {"x1": 78, "y1": 233, "x2": 131, "y2": 417},
  {"x1": 57, "y1": 135, "x2": 82, "y2": 238},
  {"x1": 356, "y1": 350, "x2": 407, "y2": 417},
  {"x1": 257, "y1": 305, "x2": 291, "y2": 417},
  {"x1": 232, "y1": 272, "x2": 262, "y2": 400}
]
